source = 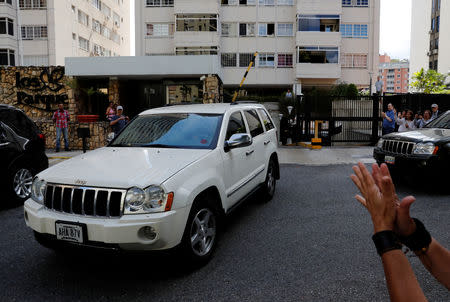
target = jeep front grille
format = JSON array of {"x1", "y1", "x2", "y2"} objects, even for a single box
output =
[
  {"x1": 382, "y1": 140, "x2": 416, "y2": 155},
  {"x1": 44, "y1": 184, "x2": 125, "y2": 218}
]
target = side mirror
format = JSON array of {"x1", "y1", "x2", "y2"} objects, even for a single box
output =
[{"x1": 224, "y1": 133, "x2": 252, "y2": 152}]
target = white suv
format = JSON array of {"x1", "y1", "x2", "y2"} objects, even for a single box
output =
[{"x1": 25, "y1": 103, "x2": 279, "y2": 263}]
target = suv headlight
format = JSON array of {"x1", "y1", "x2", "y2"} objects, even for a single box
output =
[
  {"x1": 376, "y1": 138, "x2": 384, "y2": 149},
  {"x1": 31, "y1": 177, "x2": 46, "y2": 204},
  {"x1": 124, "y1": 186, "x2": 174, "y2": 214},
  {"x1": 413, "y1": 143, "x2": 436, "y2": 155}
]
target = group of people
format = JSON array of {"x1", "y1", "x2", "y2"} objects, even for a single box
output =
[
  {"x1": 52, "y1": 101, "x2": 129, "y2": 151},
  {"x1": 382, "y1": 103, "x2": 441, "y2": 135}
]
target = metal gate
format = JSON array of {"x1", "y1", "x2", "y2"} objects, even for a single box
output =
[{"x1": 294, "y1": 95, "x2": 381, "y2": 145}]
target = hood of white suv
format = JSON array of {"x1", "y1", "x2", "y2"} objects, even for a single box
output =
[{"x1": 38, "y1": 147, "x2": 211, "y2": 188}]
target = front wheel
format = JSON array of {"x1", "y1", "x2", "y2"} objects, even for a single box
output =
[
  {"x1": 9, "y1": 166, "x2": 34, "y2": 204},
  {"x1": 261, "y1": 159, "x2": 277, "y2": 201},
  {"x1": 180, "y1": 201, "x2": 218, "y2": 265}
]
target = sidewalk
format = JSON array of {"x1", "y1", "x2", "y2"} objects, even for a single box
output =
[{"x1": 46, "y1": 146, "x2": 375, "y2": 167}]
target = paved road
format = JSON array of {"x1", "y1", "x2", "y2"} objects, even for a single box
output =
[{"x1": 1, "y1": 164, "x2": 449, "y2": 301}]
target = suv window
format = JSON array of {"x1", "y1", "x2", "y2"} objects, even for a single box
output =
[
  {"x1": 225, "y1": 111, "x2": 247, "y2": 141},
  {"x1": 244, "y1": 109, "x2": 264, "y2": 137},
  {"x1": 0, "y1": 110, "x2": 38, "y2": 140},
  {"x1": 258, "y1": 108, "x2": 274, "y2": 130}
]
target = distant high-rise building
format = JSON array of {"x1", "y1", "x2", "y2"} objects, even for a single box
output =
[
  {"x1": 0, "y1": 0, "x2": 130, "y2": 66},
  {"x1": 410, "y1": 0, "x2": 450, "y2": 87},
  {"x1": 135, "y1": 0, "x2": 380, "y2": 94},
  {"x1": 378, "y1": 53, "x2": 409, "y2": 94}
]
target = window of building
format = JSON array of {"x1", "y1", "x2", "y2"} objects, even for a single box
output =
[
  {"x1": 71, "y1": 5, "x2": 75, "y2": 13},
  {"x1": 72, "y1": 33, "x2": 76, "y2": 40},
  {"x1": 397, "y1": 74, "x2": 400, "y2": 77},
  {"x1": 175, "y1": 46, "x2": 218, "y2": 55},
  {"x1": 341, "y1": 24, "x2": 368, "y2": 38},
  {"x1": 146, "y1": 23, "x2": 174, "y2": 36},
  {"x1": 239, "y1": 23, "x2": 255, "y2": 36},
  {"x1": 298, "y1": 46, "x2": 339, "y2": 64},
  {"x1": 258, "y1": 23, "x2": 275, "y2": 36},
  {"x1": 221, "y1": 53, "x2": 237, "y2": 67},
  {"x1": 221, "y1": 0, "x2": 238, "y2": 5},
  {"x1": 298, "y1": 15, "x2": 340, "y2": 32},
  {"x1": 91, "y1": 0, "x2": 101, "y2": 10},
  {"x1": 258, "y1": 0, "x2": 274, "y2": 5},
  {"x1": 79, "y1": 36, "x2": 89, "y2": 52},
  {"x1": 221, "y1": 23, "x2": 237, "y2": 37},
  {"x1": 21, "y1": 26, "x2": 47, "y2": 39},
  {"x1": 78, "y1": 10, "x2": 89, "y2": 27},
  {"x1": 0, "y1": 0, "x2": 13, "y2": 5},
  {"x1": 176, "y1": 14, "x2": 217, "y2": 32},
  {"x1": 342, "y1": 0, "x2": 368, "y2": 6},
  {"x1": 277, "y1": 53, "x2": 293, "y2": 67},
  {"x1": 239, "y1": 0, "x2": 256, "y2": 5},
  {"x1": 436, "y1": 16, "x2": 440, "y2": 32},
  {"x1": 0, "y1": 18, "x2": 14, "y2": 36},
  {"x1": 258, "y1": 53, "x2": 275, "y2": 67},
  {"x1": 102, "y1": 26, "x2": 111, "y2": 39},
  {"x1": 19, "y1": 0, "x2": 46, "y2": 9},
  {"x1": 341, "y1": 53, "x2": 367, "y2": 68},
  {"x1": 278, "y1": 0, "x2": 293, "y2": 5},
  {"x1": 111, "y1": 32, "x2": 120, "y2": 44},
  {"x1": 92, "y1": 19, "x2": 101, "y2": 34},
  {"x1": 101, "y1": 3, "x2": 111, "y2": 18},
  {"x1": 0, "y1": 48, "x2": 15, "y2": 66},
  {"x1": 146, "y1": 0, "x2": 174, "y2": 7},
  {"x1": 113, "y1": 12, "x2": 121, "y2": 27},
  {"x1": 239, "y1": 53, "x2": 253, "y2": 67},
  {"x1": 277, "y1": 23, "x2": 293, "y2": 36}
]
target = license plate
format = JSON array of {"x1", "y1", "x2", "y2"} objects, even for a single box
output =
[
  {"x1": 55, "y1": 222, "x2": 85, "y2": 243},
  {"x1": 385, "y1": 155, "x2": 395, "y2": 165}
]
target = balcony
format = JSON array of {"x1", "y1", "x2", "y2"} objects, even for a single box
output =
[
  {"x1": 297, "y1": 0, "x2": 342, "y2": 15},
  {"x1": 174, "y1": 31, "x2": 219, "y2": 47},
  {"x1": 174, "y1": 0, "x2": 219, "y2": 14},
  {"x1": 296, "y1": 31, "x2": 341, "y2": 46},
  {"x1": 296, "y1": 63, "x2": 341, "y2": 79}
]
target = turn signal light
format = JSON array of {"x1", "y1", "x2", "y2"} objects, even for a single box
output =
[
  {"x1": 432, "y1": 146, "x2": 439, "y2": 155},
  {"x1": 165, "y1": 192, "x2": 174, "y2": 211}
]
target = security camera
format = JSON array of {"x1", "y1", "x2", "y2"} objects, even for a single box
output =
[{"x1": 200, "y1": 75, "x2": 206, "y2": 81}]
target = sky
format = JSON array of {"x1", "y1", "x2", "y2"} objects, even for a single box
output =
[
  {"x1": 130, "y1": 0, "x2": 412, "y2": 59},
  {"x1": 379, "y1": 0, "x2": 412, "y2": 60}
]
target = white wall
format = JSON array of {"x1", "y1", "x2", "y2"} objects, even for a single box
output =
[
  {"x1": 409, "y1": 0, "x2": 430, "y2": 86},
  {"x1": 438, "y1": 0, "x2": 450, "y2": 78}
]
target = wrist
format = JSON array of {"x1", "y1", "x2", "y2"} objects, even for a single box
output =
[
  {"x1": 372, "y1": 231, "x2": 403, "y2": 256},
  {"x1": 398, "y1": 218, "x2": 431, "y2": 253}
]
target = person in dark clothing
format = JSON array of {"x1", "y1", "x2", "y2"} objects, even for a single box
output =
[{"x1": 110, "y1": 105, "x2": 129, "y2": 135}]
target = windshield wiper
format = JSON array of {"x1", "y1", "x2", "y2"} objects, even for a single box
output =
[
  {"x1": 110, "y1": 143, "x2": 131, "y2": 147},
  {"x1": 141, "y1": 143, "x2": 179, "y2": 148}
]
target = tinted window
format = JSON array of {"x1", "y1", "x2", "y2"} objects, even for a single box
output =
[
  {"x1": 244, "y1": 110, "x2": 264, "y2": 137},
  {"x1": 0, "y1": 110, "x2": 38, "y2": 139},
  {"x1": 111, "y1": 113, "x2": 223, "y2": 149},
  {"x1": 258, "y1": 108, "x2": 274, "y2": 130},
  {"x1": 425, "y1": 112, "x2": 450, "y2": 129},
  {"x1": 225, "y1": 111, "x2": 247, "y2": 141}
]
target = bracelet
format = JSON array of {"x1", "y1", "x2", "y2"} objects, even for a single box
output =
[
  {"x1": 372, "y1": 231, "x2": 403, "y2": 256},
  {"x1": 398, "y1": 218, "x2": 432, "y2": 253}
]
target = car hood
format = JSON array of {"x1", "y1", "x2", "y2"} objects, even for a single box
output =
[
  {"x1": 383, "y1": 128, "x2": 450, "y2": 143},
  {"x1": 38, "y1": 147, "x2": 211, "y2": 188}
]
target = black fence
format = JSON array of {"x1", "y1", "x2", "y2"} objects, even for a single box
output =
[{"x1": 285, "y1": 93, "x2": 450, "y2": 146}]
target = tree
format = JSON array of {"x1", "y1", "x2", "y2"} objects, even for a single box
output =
[{"x1": 410, "y1": 68, "x2": 448, "y2": 93}]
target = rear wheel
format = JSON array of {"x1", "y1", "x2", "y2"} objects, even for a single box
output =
[{"x1": 181, "y1": 200, "x2": 218, "y2": 265}]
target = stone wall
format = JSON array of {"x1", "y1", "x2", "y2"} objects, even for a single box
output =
[
  {"x1": 203, "y1": 75, "x2": 222, "y2": 103},
  {"x1": 0, "y1": 66, "x2": 112, "y2": 150}
]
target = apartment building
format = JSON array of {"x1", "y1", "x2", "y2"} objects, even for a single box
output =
[
  {"x1": 135, "y1": 0, "x2": 379, "y2": 95},
  {"x1": 0, "y1": 0, "x2": 129, "y2": 66},
  {"x1": 378, "y1": 53, "x2": 409, "y2": 94},
  {"x1": 410, "y1": 0, "x2": 450, "y2": 86}
]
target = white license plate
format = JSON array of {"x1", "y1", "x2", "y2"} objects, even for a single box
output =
[
  {"x1": 385, "y1": 155, "x2": 395, "y2": 165},
  {"x1": 55, "y1": 222, "x2": 84, "y2": 243}
]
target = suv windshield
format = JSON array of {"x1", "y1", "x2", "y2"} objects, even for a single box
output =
[
  {"x1": 425, "y1": 112, "x2": 450, "y2": 129},
  {"x1": 110, "y1": 113, "x2": 223, "y2": 149}
]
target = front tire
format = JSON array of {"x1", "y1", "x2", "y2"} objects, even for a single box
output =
[
  {"x1": 181, "y1": 200, "x2": 218, "y2": 265},
  {"x1": 9, "y1": 165, "x2": 33, "y2": 204},
  {"x1": 261, "y1": 159, "x2": 277, "y2": 201}
]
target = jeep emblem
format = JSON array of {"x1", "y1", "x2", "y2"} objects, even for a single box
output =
[{"x1": 75, "y1": 179, "x2": 87, "y2": 185}]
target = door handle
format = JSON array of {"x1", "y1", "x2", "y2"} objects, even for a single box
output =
[
  {"x1": 264, "y1": 140, "x2": 270, "y2": 145},
  {"x1": 246, "y1": 150, "x2": 254, "y2": 156}
]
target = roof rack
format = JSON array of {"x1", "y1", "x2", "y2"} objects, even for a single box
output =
[
  {"x1": 230, "y1": 100, "x2": 258, "y2": 105},
  {"x1": 164, "y1": 101, "x2": 204, "y2": 107}
]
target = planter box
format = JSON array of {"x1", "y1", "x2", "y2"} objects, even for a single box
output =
[{"x1": 77, "y1": 115, "x2": 99, "y2": 123}]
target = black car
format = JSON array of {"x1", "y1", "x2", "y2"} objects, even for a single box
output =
[
  {"x1": 0, "y1": 105, "x2": 48, "y2": 205},
  {"x1": 374, "y1": 110, "x2": 450, "y2": 177}
]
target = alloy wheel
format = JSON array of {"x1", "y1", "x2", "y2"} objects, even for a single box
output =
[
  {"x1": 190, "y1": 208, "x2": 216, "y2": 257},
  {"x1": 13, "y1": 168, "x2": 33, "y2": 199}
]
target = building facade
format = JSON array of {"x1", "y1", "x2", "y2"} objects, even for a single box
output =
[
  {"x1": 410, "y1": 0, "x2": 450, "y2": 86},
  {"x1": 378, "y1": 54, "x2": 409, "y2": 94},
  {"x1": 135, "y1": 0, "x2": 380, "y2": 95},
  {"x1": 0, "y1": 0, "x2": 129, "y2": 67}
]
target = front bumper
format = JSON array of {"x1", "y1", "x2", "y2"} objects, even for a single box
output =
[
  {"x1": 373, "y1": 148, "x2": 441, "y2": 171},
  {"x1": 24, "y1": 199, "x2": 189, "y2": 251}
]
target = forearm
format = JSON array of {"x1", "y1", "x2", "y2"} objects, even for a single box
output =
[
  {"x1": 416, "y1": 238, "x2": 450, "y2": 290},
  {"x1": 381, "y1": 250, "x2": 427, "y2": 302},
  {"x1": 110, "y1": 119, "x2": 118, "y2": 126}
]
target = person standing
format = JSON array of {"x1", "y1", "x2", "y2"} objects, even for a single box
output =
[
  {"x1": 396, "y1": 110, "x2": 416, "y2": 132},
  {"x1": 375, "y1": 76, "x2": 383, "y2": 96},
  {"x1": 110, "y1": 105, "x2": 129, "y2": 135},
  {"x1": 285, "y1": 89, "x2": 293, "y2": 98},
  {"x1": 105, "y1": 101, "x2": 116, "y2": 121},
  {"x1": 381, "y1": 103, "x2": 396, "y2": 135},
  {"x1": 431, "y1": 104, "x2": 440, "y2": 120},
  {"x1": 52, "y1": 103, "x2": 70, "y2": 152}
]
